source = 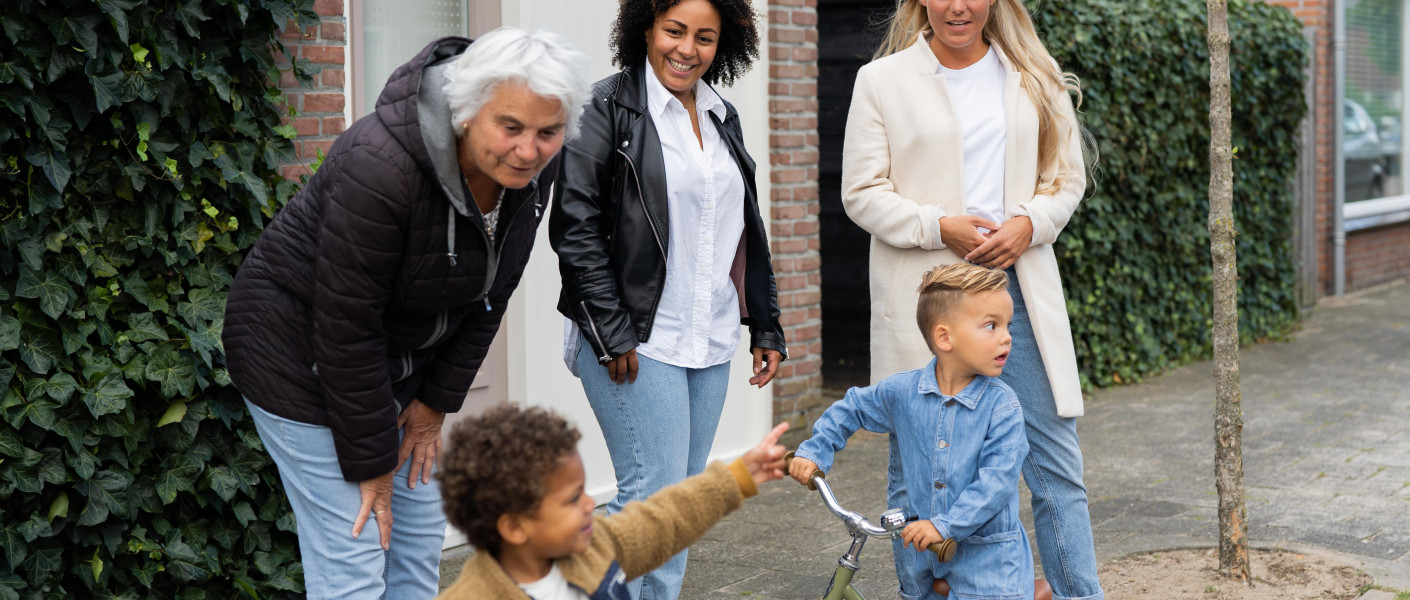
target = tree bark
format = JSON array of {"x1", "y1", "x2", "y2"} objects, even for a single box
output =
[{"x1": 1206, "y1": 0, "x2": 1251, "y2": 583}]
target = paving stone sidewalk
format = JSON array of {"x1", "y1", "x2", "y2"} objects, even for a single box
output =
[{"x1": 441, "y1": 279, "x2": 1410, "y2": 597}]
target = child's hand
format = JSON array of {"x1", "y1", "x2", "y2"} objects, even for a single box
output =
[
  {"x1": 742, "y1": 423, "x2": 790, "y2": 484},
  {"x1": 787, "y1": 455, "x2": 820, "y2": 487},
  {"x1": 901, "y1": 520, "x2": 944, "y2": 551}
]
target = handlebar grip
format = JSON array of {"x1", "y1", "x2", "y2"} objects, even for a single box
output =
[
  {"x1": 783, "y1": 451, "x2": 824, "y2": 491},
  {"x1": 929, "y1": 538, "x2": 956, "y2": 562}
]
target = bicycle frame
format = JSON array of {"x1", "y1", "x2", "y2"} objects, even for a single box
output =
[{"x1": 786, "y1": 452, "x2": 954, "y2": 600}]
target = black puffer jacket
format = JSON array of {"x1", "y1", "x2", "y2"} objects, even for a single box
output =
[
  {"x1": 223, "y1": 37, "x2": 555, "y2": 482},
  {"x1": 549, "y1": 63, "x2": 786, "y2": 363}
]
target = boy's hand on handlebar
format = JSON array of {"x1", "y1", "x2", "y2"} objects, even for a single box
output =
[
  {"x1": 742, "y1": 423, "x2": 791, "y2": 484},
  {"x1": 902, "y1": 520, "x2": 943, "y2": 552},
  {"x1": 787, "y1": 456, "x2": 820, "y2": 486}
]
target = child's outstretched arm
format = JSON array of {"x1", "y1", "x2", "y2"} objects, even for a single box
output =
[
  {"x1": 792, "y1": 383, "x2": 893, "y2": 483},
  {"x1": 598, "y1": 423, "x2": 789, "y2": 579},
  {"x1": 927, "y1": 400, "x2": 1028, "y2": 544}
]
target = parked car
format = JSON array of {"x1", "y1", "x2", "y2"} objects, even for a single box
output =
[
  {"x1": 1378, "y1": 114, "x2": 1401, "y2": 178},
  {"x1": 1344, "y1": 99, "x2": 1385, "y2": 201}
]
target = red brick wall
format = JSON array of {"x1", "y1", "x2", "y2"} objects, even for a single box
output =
[
  {"x1": 768, "y1": 0, "x2": 825, "y2": 431},
  {"x1": 1261, "y1": 0, "x2": 1410, "y2": 295},
  {"x1": 275, "y1": 0, "x2": 346, "y2": 182},
  {"x1": 1346, "y1": 224, "x2": 1410, "y2": 289}
]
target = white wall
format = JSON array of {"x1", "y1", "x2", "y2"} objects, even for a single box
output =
[{"x1": 499, "y1": 0, "x2": 774, "y2": 503}]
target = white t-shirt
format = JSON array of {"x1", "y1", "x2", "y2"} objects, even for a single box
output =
[
  {"x1": 517, "y1": 563, "x2": 589, "y2": 600},
  {"x1": 937, "y1": 45, "x2": 1008, "y2": 229}
]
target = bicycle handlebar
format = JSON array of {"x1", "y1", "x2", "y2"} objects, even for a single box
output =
[{"x1": 785, "y1": 452, "x2": 955, "y2": 562}]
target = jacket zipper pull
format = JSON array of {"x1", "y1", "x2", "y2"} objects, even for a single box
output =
[
  {"x1": 484, "y1": 296, "x2": 491, "y2": 311},
  {"x1": 448, "y1": 252, "x2": 458, "y2": 267}
]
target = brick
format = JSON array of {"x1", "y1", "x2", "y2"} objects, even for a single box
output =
[
  {"x1": 302, "y1": 45, "x2": 345, "y2": 65},
  {"x1": 304, "y1": 93, "x2": 344, "y2": 113},
  {"x1": 321, "y1": 21, "x2": 346, "y2": 41},
  {"x1": 791, "y1": 47, "x2": 819, "y2": 63},
  {"x1": 293, "y1": 117, "x2": 320, "y2": 136},
  {"x1": 791, "y1": 11, "x2": 818, "y2": 26},
  {"x1": 770, "y1": 28, "x2": 806, "y2": 43},
  {"x1": 321, "y1": 68, "x2": 345, "y2": 88},
  {"x1": 323, "y1": 117, "x2": 346, "y2": 135},
  {"x1": 302, "y1": 140, "x2": 334, "y2": 159},
  {"x1": 769, "y1": 9, "x2": 790, "y2": 24},
  {"x1": 313, "y1": 0, "x2": 343, "y2": 16},
  {"x1": 278, "y1": 70, "x2": 299, "y2": 88}
]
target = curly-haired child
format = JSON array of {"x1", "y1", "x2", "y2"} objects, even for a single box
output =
[{"x1": 435, "y1": 405, "x2": 788, "y2": 599}]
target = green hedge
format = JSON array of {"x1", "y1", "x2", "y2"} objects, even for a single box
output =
[
  {"x1": 1031, "y1": 0, "x2": 1307, "y2": 388},
  {"x1": 0, "y1": 1, "x2": 317, "y2": 597}
]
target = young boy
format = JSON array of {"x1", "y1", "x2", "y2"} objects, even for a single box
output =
[
  {"x1": 790, "y1": 264, "x2": 1035, "y2": 600},
  {"x1": 435, "y1": 404, "x2": 789, "y2": 600}
]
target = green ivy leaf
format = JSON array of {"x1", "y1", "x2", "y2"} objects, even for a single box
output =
[
  {"x1": 233, "y1": 502, "x2": 256, "y2": 527},
  {"x1": 123, "y1": 312, "x2": 167, "y2": 343},
  {"x1": 157, "y1": 401, "x2": 187, "y2": 427},
  {"x1": 24, "y1": 373, "x2": 78, "y2": 404},
  {"x1": 0, "y1": 523, "x2": 26, "y2": 569},
  {"x1": 82, "y1": 373, "x2": 133, "y2": 418},
  {"x1": 17, "y1": 326, "x2": 61, "y2": 375},
  {"x1": 47, "y1": 492, "x2": 69, "y2": 522},
  {"x1": 145, "y1": 346, "x2": 195, "y2": 398},
  {"x1": 155, "y1": 454, "x2": 202, "y2": 504},
  {"x1": 203, "y1": 466, "x2": 238, "y2": 502},
  {"x1": 0, "y1": 428, "x2": 21, "y2": 458},
  {"x1": 0, "y1": 314, "x2": 18, "y2": 351},
  {"x1": 176, "y1": 287, "x2": 223, "y2": 324},
  {"x1": 15, "y1": 267, "x2": 77, "y2": 319}
]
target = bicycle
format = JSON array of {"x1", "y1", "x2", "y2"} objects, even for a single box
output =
[
  {"x1": 786, "y1": 452, "x2": 1052, "y2": 600},
  {"x1": 785, "y1": 452, "x2": 954, "y2": 600}
]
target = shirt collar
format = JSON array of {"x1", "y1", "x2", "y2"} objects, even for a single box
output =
[
  {"x1": 916, "y1": 357, "x2": 987, "y2": 409},
  {"x1": 643, "y1": 58, "x2": 727, "y2": 121}
]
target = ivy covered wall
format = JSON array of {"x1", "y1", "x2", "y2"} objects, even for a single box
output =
[{"x1": 1, "y1": 1, "x2": 317, "y2": 597}]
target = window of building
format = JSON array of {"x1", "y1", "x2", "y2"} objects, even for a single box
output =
[{"x1": 1344, "y1": 0, "x2": 1406, "y2": 202}]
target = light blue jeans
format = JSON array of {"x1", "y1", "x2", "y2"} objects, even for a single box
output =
[
  {"x1": 246, "y1": 399, "x2": 445, "y2": 600},
  {"x1": 575, "y1": 334, "x2": 731, "y2": 600},
  {"x1": 998, "y1": 270, "x2": 1103, "y2": 600}
]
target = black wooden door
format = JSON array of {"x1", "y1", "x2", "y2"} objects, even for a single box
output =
[{"x1": 819, "y1": 0, "x2": 892, "y2": 389}]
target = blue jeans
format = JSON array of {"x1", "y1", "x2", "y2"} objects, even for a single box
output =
[
  {"x1": 575, "y1": 335, "x2": 731, "y2": 600},
  {"x1": 246, "y1": 400, "x2": 445, "y2": 600},
  {"x1": 998, "y1": 271, "x2": 1103, "y2": 600}
]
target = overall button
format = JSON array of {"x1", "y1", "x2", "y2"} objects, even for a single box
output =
[
  {"x1": 944, "y1": 400, "x2": 956, "y2": 407},
  {"x1": 934, "y1": 481, "x2": 945, "y2": 490},
  {"x1": 937, "y1": 440, "x2": 949, "y2": 449}
]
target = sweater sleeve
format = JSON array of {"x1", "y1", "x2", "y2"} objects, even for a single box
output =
[
  {"x1": 596, "y1": 460, "x2": 754, "y2": 580},
  {"x1": 1010, "y1": 89, "x2": 1086, "y2": 247},
  {"x1": 840, "y1": 65, "x2": 949, "y2": 251}
]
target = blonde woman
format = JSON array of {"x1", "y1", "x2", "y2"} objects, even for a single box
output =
[{"x1": 840, "y1": 1, "x2": 1101, "y2": 599}]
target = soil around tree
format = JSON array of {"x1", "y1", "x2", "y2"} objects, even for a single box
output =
[{"x1": 1098, "y1": 547, "x2": 1372, "y2": 600}]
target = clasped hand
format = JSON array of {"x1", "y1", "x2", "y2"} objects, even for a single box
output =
[{"x1": 938, "y1": 215, "x2": 1033, "y2": 270}]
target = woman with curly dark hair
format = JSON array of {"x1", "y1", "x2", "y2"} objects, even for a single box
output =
[{"x1": 548, "y1": 0, "x2": 783, "y2": 598}]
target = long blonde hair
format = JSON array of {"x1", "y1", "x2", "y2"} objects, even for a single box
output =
[{"x1": 874, "y1": 0, "x2": 1089, "y2": 195}]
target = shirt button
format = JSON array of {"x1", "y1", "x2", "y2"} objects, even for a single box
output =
[
  {"x1": 937, "y1": 440, "x2": 949, "y2": 449},
  {"x1": 945, "y1": 400, "x2": 956, "y2": 407},
  {"x1": 934, "y1": 481, "x2": 946, "y2": 489}
]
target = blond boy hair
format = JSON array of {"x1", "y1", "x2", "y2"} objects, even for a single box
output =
[{"x1": 915, "y1": 264, "x2": 1010, "y2": 348}]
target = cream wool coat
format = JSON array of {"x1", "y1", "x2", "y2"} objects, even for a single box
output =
[{"x1": 842, "y1": 35, "x2": 1086, "y2": 417}]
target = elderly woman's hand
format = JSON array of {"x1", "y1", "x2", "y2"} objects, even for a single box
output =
[
  {"x1": 352, "y1": 470, "x2": 394, "y2": 550},
  {"x1": 396, "y1": 399, "x2": 445, "y2": 489}
]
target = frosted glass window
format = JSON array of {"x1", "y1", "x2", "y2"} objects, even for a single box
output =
[
  {"x1": 360, "y1": 0, "x2": 467, "y2": 115},
  {"x1": 1344, "y1": 0, "x2": 1406, "y2": 202}
]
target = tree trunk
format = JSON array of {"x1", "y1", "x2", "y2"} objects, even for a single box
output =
[{"x1": 1206, "y1": 0, "x2": 1251, "y2": 583}]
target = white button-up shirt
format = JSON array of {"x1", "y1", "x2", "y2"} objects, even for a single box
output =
[{"x1": 635, "y1": 61, "x2": 747, "y2": 368}]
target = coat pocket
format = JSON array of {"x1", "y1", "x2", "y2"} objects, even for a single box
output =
[{"x1": 949, "y1": 531, "x2": 1030, "y2": 600}]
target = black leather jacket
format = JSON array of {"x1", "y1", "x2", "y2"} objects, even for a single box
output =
[{"x1": 550, "y1": 63, "x2": 786, "y2": 363}]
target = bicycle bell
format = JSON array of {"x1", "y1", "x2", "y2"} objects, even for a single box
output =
[{"x1": 879, "y1": 508, "x2": 907, "y2": 533}]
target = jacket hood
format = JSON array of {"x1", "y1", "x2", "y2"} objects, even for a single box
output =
[{"x1": 375, "y1": 36, "x2": 476, "y2": 217}]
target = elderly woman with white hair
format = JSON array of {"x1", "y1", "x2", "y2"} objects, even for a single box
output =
[{"x1": 222, "y1": 28, "x2": 592, "y2": 598}]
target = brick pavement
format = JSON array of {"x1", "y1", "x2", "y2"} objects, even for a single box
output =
[{"x1": 441, "y1": 279, "x2": 1410, "y2": 597}]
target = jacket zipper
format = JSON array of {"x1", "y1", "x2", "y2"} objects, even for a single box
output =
[
  {"x1": 616, "y1": 148, "x2": 666, "y2": 258},
  {"x1": 470, "y1": 187, "x2": 540, "y2": 312},
  {"x1": 579, "y1": 301, "x2": 612, "y2": 363},
  {"x1": 392, "y1": 351, "x2": 413, "y2": 383},
  {"x1": 418, "y1": 311, "x2": 448, "y2": 350}
]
